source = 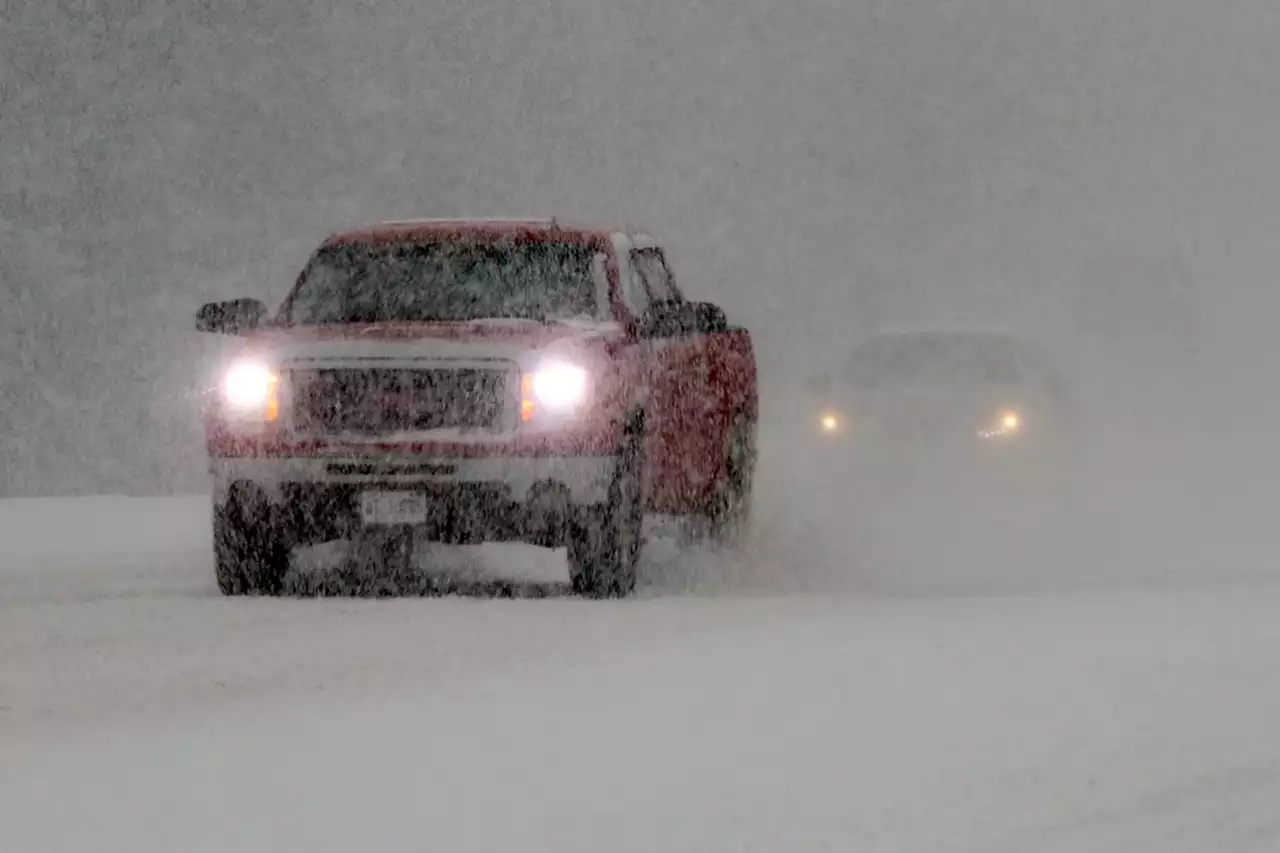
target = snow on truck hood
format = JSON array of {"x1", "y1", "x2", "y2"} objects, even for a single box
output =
[{"x1": 240, "y1": 318, "x2": 625, "y2": 364}]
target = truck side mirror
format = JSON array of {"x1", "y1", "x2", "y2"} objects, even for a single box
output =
[
  {"x1": 690, "y1": 301, "x2": 728, "y2": 334},
  {"x1": 635, "y1": 301, "x2": 685, "y2": 338},
  {"x1": 636, "y1": 301, "x2": 728, "y2": 338},
  {"x1": 195, "y1": 298, "x2": 269, "y2": 335}
]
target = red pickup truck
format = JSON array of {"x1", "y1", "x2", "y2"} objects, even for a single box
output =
[{"x1": 195, "y1": 219, "x2": 759, "y2": 598}]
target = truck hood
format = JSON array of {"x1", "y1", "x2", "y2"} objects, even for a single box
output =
[{"x1": 237, "y1": 318, "x2": 626, "y2": 363}]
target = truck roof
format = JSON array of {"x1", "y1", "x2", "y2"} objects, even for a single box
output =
[{"x1": 320, "y1": 218, "x2": 624, "y2": 248}]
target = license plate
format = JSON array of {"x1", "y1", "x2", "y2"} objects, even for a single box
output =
[{"x1": 359, "y1": 491, "x2": 428, "y2": 526}]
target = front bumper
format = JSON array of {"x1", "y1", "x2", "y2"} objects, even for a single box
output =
[{"x1": 211, "y1": 453, "x2": 617, "y2": 547}]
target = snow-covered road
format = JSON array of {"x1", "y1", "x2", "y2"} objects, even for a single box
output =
[{"x1": 4, "y1": 489, "x2": 1280, "y2": 852}]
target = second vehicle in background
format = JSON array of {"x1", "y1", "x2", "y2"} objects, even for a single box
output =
[{"x1": 803, "y1": 326, "x2": 1075, "y2": 493}]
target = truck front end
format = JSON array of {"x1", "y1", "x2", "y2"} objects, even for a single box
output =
[{"x1": 205, "y1": 332, "x2": 628, "y2": 550}]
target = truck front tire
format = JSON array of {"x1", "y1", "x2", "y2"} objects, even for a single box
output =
[
  {"x1": 568, "y1": 430, "x2": 646, "y2": 598},
  {"x1": 213, "y1": 486, "x2": 289, "y2": 596}
]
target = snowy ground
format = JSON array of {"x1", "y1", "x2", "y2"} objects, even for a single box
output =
[{"x1": 4, "y1": 445, "x2": 1280, "y2": 852}]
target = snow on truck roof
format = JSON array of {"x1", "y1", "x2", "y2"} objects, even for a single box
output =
[
  {"x1": 321, "y1": 218, "x2": 634, "y2": 247},
  {"x1": 373, "y1": 217, "x2": 560, "y2": 227}
]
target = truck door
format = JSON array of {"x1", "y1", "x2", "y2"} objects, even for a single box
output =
[{"x1": 629, "y1": 247, "x2": 719, "y2": 513}]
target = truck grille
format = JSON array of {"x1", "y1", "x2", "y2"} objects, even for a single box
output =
[{"x1": 289, "y1": 367, "x2": 507, "y2": 435}]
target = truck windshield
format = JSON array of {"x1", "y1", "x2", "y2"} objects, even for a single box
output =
[{"x1": 282, "y1": 241, "x2": 602, "y2": 325}]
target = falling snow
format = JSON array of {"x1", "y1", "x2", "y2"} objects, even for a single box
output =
[{"x1": 5, "y1": 1, "x2": 1280, "y2": 850}]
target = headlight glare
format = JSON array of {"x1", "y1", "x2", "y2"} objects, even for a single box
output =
[
  {"x1": 978, "y1": 408, "x2": 1022, "y2": 439},
  {"x1": 522, "y1": 360, "x2": 590, "y2": 421},
  {"x1": 222, "y1": 361, "x2": 279, "y2": 418}
]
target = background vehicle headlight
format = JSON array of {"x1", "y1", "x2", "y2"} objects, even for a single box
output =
[
  {"x1": 522, "y1": 360, "x2": 589, "y2": 420},
  {"x1": 815, "y1": 410, "x2": 848, "y2": 436},
  {"x1": 978, "y1": 408, "x2": 1022, "y2": 438},
  {"x1": 222, "y1": 361, "x2": 279, "y2": 418}
]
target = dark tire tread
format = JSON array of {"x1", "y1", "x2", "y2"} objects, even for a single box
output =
[
  {"x1": 213, "y1": 493, "x2": 289, "y2": 596},
  {"x1": 568, "y1": 430, "x2": 645, "y2": 599},
  {"x1": 685, "y1": 410, "x2": 757, "y2": 549}
]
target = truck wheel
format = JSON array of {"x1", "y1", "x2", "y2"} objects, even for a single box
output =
[
  {"x1": 684, "y1": 410, "x2": 757, "y2": 549},
  {"x1": 213, "y1": 488, "x2": 289, "y2": 596},
  {"x1": 568, "y1": 430, "x2": 646, "y2": 598}
]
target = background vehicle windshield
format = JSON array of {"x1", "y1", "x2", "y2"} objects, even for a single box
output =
[
  {"x1": 284, "y1": 241, "x2": 600, "y2": 324},
  {"x1": 845, "y1": 334, "x2": 1026, "y2": 388}
]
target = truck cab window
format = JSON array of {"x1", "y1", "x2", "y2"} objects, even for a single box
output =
[
  {"x1": 619, "y1": 251, "x2": 652, "y2": 317},
  {"x1": 632, "y1": 248, "x2": 678, "y2": 303}
]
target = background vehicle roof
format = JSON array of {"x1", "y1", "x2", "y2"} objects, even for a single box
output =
[
  {"x1": 866, "y1": 324, "x2": 1028, "y2": 341},
  {"x1": 850, "y1": 325, "x2": 1063, "y2": 374}
]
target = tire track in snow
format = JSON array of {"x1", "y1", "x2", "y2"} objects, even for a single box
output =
[{"x1": 982, "y1": 758, "x2": 1280, "y2": 852}]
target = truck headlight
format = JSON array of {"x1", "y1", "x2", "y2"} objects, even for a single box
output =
[
  {"x1": 521, "y1": 360, "x2": 589, "y2": 421},
  {"x1": 221, "y1": 361, "x2": 279, "y2": 420}
]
